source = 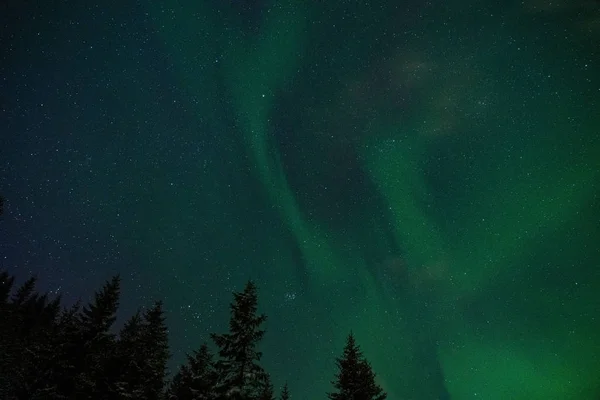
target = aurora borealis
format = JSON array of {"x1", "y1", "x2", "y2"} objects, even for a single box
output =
[{"x1": 1, "y1": 0, "x2": 600, "y2": 398}]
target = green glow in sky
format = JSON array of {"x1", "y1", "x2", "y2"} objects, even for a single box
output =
[{"x1": 141, "y1": 1, "x2": 600, "y2": 398}]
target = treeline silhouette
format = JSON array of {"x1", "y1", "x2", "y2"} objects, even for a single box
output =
[{"x1": 0, "y1": 270, "x2": 387, "y2": 400}]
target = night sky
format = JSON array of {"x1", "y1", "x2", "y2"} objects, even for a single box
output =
[{"x1": 2, "y1": 0, "x2": 600, "y2": 399}]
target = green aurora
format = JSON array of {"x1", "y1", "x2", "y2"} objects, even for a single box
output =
[
  {"x1": 144, "y1": 1, "x2": 600, "y2": 398},
  {"x1": 2, "y1": 0, "x2": 600, "y2": 398}
]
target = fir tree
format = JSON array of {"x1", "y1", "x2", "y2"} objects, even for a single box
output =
[
  {"x1": 0, "y1": 275, "x2": 64, "y2": 399},
  {"x1": 79, "y1": 275, "x2": 120, "y2": 338},
  {"x1": 0, "y1": 271, "x2": 14, "y2": 395},
  {"x1": 11, "y1": 276, "x2": 37, "y2": 307},
  {"x1": 113, "y1": 310, "x2": 146, "y2": 399},
  {"x1": 279, "y1": 383, "x2": 290, "y2": 400},
  {"x1": 168, "y1": 367, "x2": 188, "y2": 400},
  {"x1": 328, "y1": 333, "x2": 387, "y2": 400},
  {"x1": 0, "y1": 270, "x2": 15, "y2": 306},
  {"x1": 211, "y1": 280, "x2": 268, "y2": 400},
  {"x1": 51, "y1": 301, "x2": 84, "y2": 398},
  {"x1": 0, "y1": 271, "x2": 16, "y2": 397},
  {"x1": 257, "y1": 375, "x2": 275, "y2": 400},
  {"x1": 141, "y1": 300, "x2": 170, "y2": 400},
  {"x1": 14, "y1": 294, "x2": 63, "y2": 400},
  {"x1": 167, "y1": 343, "x2": 217, "y2": 400},
  {"x1": 75, "y1": 275, "x2": 121, "y2": 399},
  {"x1": 0, "y1": 273, "x2": 26, "y2": 398}
]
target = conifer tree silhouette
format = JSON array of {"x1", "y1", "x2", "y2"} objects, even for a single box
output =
[
  {"x1": 141, "y1": 301, "x2": 170, "y2": 400},
  {"x1": 211, "y1": 280, "x2": 268, "y2": 400},
  {"x1": 328, "y1": 333, "x2": 387, "y2": 400},
  {"x1": 167, "y1": 342, "x2": 218, "y2": 400},
  {"x1": 75, "y1": 275, "x2": 121, "y2": 399},
  {"x1": 280, "y1": 383, "x2": 290, "y2": 400}
]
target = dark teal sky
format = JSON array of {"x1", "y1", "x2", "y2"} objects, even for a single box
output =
[{"x1": 1, "y1": 1, "x2": 600, "y2": 398}]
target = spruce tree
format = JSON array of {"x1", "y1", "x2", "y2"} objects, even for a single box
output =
[
  {"x1": 257, "y1": 375, "x2": 275, "y2": 400},
  {"x1": 167, "y1": 343, "x2": 217, "y2": 400},
  {"x1": 0, "y1": 270, "x2": 15, "y2": 306},
  {"x1": 52, "y1": 301, "x2": 84, "y2": 398},
  {"x1": 280, "y1": 383, "x2": 290, "y2": 400},
  {"x1": 11, "y1": 276, "x2": 37, "y2": 307},
  {"x1": 328, "y1": 333, "x2": 387, "y2": 400},
  {"x1": 79, "y1": 275, "x2": 120, "y2": 338},
  {"x1": 0, "y1": 271, "x2": 15, "y2": 398},
  {"x1": 75, "y1": 275, "x2": 121, "y2": 399},
  {"x1": 0, "y1": 275, "x2": 64, "y2": 399},
  {"x1": 15, "y1": 295, "x2": 63, "y2": 399},
  {"x1": 211, "y1": 280, "x2": 268, "y2": 400},
  {"x1": 141, "y1": 300, "x2": 170, "y2": 400},
  {"x1": 167, "y1": 366, "x2": 189, "y2": 400},
  {"x1": 114, "y1": 311, "x2": 146, "y2": 399},
  {"x1": 0, "y1": 275, "x2": 30, "y2": 398}
]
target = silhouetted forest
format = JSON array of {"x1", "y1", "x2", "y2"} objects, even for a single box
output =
[{"x1": 0, "y1": 270, "x2": 387, "y2": 400}]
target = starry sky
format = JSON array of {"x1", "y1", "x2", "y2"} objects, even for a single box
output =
[{"x1": 1, "y1": 0, "x2": 600, "y2": 399}]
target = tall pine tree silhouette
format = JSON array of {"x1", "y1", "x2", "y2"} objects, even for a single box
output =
[
  {"x1": 211, "y1": 280, "x2": 269, "y2": 400},
  {"x1": 0, "y1": 271, "x2": 14, "y2": 397},
  {"x1": 279, "y1": 383, "x2": 290, "y2": 400},
  {"x1": 141, "y1": 300, "x2": 170, "y2": 400},
  {"x1": 114, "y1": 310, "x2": 146, "y2": 399},
  {"x1": 75, "y1": 275, "x2": 121, "y2": 399},
  {"x1": 14, "y1": 289, "x2": 62, "y2": 399},
  {"x1": 0, "y1": 272, "x2": 65, "y2": 399},
  {"x1": 167, "y1": 342, "x2": 218, "y2": 400},
  {"x1": 328, "y1": 333, "x2": 387, "y2": 400},
  {"x1": 257, "y1": 375, "x2": 275, "y2": 400},
  {"x1": 0, "y1": 270, "x2": 15, "y2": 306},
  {"x1": 52, "y1": 301, "x2": 83, "y2": 398}
]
